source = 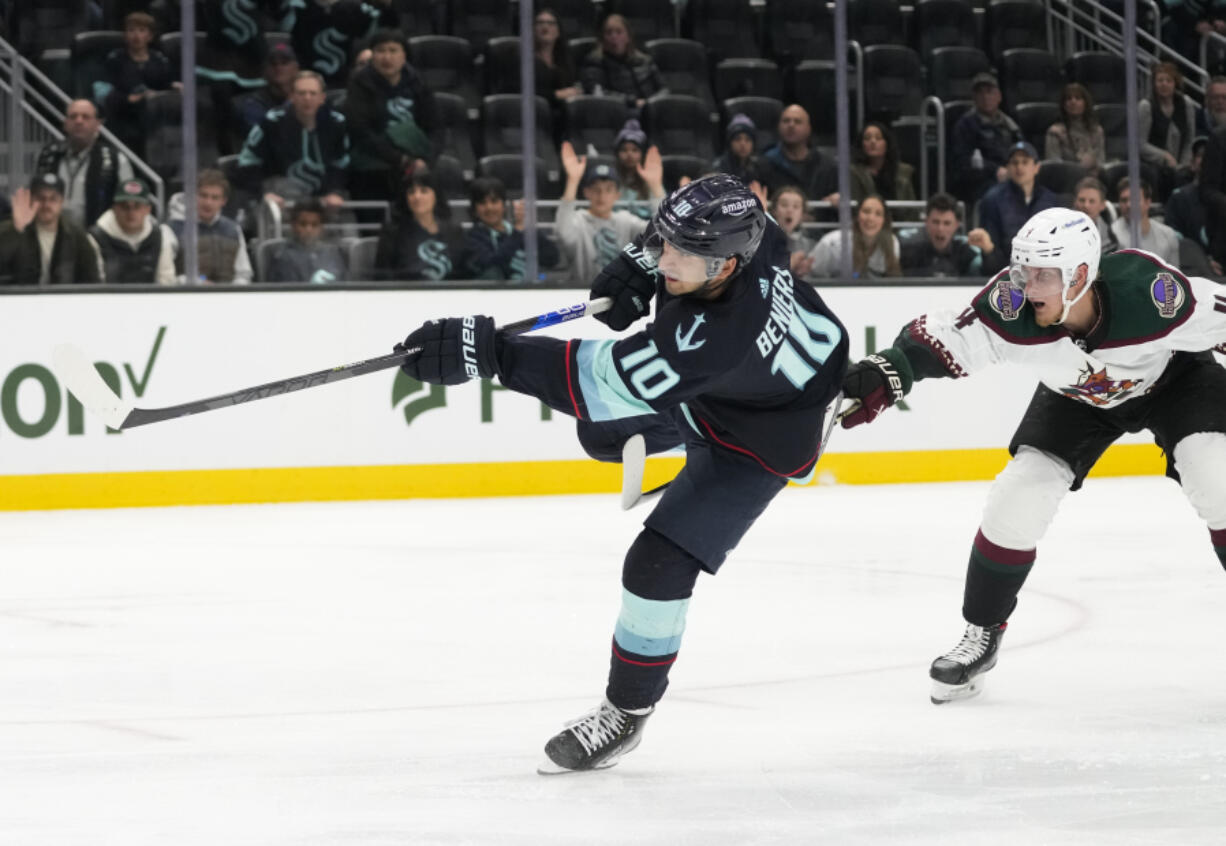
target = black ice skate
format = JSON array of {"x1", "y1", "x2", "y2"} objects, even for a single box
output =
[
  {"x1": 537, "y1": 698, "x2": 653, "y2": 774},
  {"x1": 929, "y1": 622, "x2": 1007, "y2": 704}
]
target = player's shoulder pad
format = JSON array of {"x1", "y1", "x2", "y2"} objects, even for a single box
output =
[
  {"x1": 1097, "y1": 250, "x2": 1196, "y2": 343},
  {"x1": 971, "y1": 269, "x2": 1062, "y2": 343}
]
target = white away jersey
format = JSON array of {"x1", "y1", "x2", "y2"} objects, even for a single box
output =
[{"x1": 897, "y1": 249, "x2": 1226, "y2": 409}]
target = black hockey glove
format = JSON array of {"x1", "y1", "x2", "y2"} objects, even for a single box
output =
[
  {"x1": 396, "y1": 316, "x2": 497, "y2": 386},
  {"x1": 838, "y1": 348, "x2": 914, "y2": 429},
  {"x1": 590, "y1": 253, "x2": 656, "y2": 331}
]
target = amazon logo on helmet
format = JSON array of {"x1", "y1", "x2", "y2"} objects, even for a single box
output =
[{"x1": 652, "y1": 174, "x2": 766, "y2": 264}]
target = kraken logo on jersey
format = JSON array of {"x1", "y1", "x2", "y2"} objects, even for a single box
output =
[
  {"x1": 222, "y1": 0, "x2": 260, "y2": 43},
  {"x1": 418, "y1": 239, "x2": 452, "y2": 280},
  {"x1": 312, "y1": 28, "x2": 348, "y2": 76},
  {"x1": 595, "y1": 227, "x2": 621, "y2": 267},
  {"x1": 288, "y1": 157, "x2": 326, "y2": 195},
  {"x1": 388, "y1": 96, "x2": 417, "y2": 123},
  {"x1": 1150, "y1": 273, "x2": 1185, "y2": 318}
]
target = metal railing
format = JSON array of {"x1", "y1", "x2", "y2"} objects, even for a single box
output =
[{"x1": 0, "y1": 35, "x2": 166, "y2": 215}]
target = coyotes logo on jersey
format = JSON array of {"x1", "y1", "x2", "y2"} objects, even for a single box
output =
[{"x1": 1059, "y1": 364, "x2": 1142, "y2": 406}]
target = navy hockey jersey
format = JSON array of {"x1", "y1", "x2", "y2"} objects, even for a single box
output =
[{"x1": 496, "y1": 222, "x2": 850, "y2": 480}]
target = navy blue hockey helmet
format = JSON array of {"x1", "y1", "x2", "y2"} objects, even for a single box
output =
[{"x1": 649, "y1": 174, "x2": 767, "y2": 275}]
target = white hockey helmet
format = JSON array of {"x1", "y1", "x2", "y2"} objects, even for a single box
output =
[{"x1": 1009, "y1": 208, "x2": 1101, "y2": 324}]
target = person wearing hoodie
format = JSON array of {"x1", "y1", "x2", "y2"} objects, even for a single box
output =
[
  {"x1": 374, "y1": 169, "x2": 464, "y2": 282},
  {"x1": 461, "y1": 176, "x2": 559, "y2": 281},
  {"x1": 343, "y1": 28, "x2": 436, "y2": 209},
  {"x1": 89, "y1": 178, "x2": 178, "y2": 285},
  {"x1": 612, "y1": 119, "x2": 666, "y2": 220},
  {"x1": 555, "y1": 141, "x2": 650, "y2": 282},
  {"x1": 712, "y1": 113, "x2": 765, "y2": 187},
  {"x1": 236, "y1": 69, "x2": 350, "y2": 211}
]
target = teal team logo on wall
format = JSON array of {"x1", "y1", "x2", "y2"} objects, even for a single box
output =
[{"x1": 1, "y1": 327, "x2": 166, "y2": 438}]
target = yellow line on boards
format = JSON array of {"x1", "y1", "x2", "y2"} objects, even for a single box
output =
[{"x1": 0, "y1": 444, "x2": 1167, "y2": 511}]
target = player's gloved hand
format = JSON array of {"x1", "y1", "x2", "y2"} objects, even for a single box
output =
[
  {"x1": 396, "y1": 316, "x2": 497, "y2": 386},
  {"x1": 838, "y1": 348, "x2": 913, "y2": 429},
  {"x1": 590, "y1": 253, "x2": 655, "y2": 331}
]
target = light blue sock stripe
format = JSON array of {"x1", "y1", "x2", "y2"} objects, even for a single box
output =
[
  {"x1": 576, "y1": 339, "x2": 656, "y2": 421},
  {"x1": 613, "y1": 589, "x2": 689, "y2": 656}
]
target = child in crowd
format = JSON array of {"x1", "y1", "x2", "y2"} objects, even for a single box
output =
[
  {"x1": 265, "y1": 198, "x2": 347, "y2": 283},
  {"x1": 461, "y1": 176, "x2": 559, "y2": 281},
  {"x1": 555, "y1": 141, "x2": 649, "y2": 281}
]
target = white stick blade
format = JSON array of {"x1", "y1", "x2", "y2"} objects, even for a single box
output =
[
  {"x1": 620, "y1": 434, "x2": 647, "y2": 511},
  {"x1": 51, "y1": 344, "x2": 133, "y2": 430}
]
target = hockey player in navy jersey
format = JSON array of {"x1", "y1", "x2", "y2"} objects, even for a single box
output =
[
  {"x1": 839, "y1": 206, "x2": 1226, "y2": 704},
  {"x1": 397, "y1": 174, "x2": 849, "y2": 772}
]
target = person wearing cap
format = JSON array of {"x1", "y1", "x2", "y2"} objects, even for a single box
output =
[
  {"x1": 94, "y1": 11, "x2": 179, "y2": 159},
  {"x1": 613, "y1": 119, "x2": 666, "y2": 219},
  {"x1": 35, "y1": 99, "x2": 135, "y2": 229},
  {"x1": 89, "y1": 178, "x2": 178, "y2": 285},
  {"x1": 977, "y1": 140, "x2": 1058, "y2": 265},
  {"x1": 949, "y1": 72, "x2": 1024, "y2": 205},
  {"x1": 712, "y1": 113, "x2": 764, "y2": 187},
  {"x1": 0, "y1": 173, "x2": 102, "y2": 286},
  {"x1": 556, "y1": 140, "x2": 649, "y2": 281},
  {"x1": 231, "y1": 42, "x2": 301, "y2": 150},
  {"x1": 344, "y1": 27, "x2": 437, "y2": 212},
  {"x1": 237, "y1": 69, "x2": 350, "y2": 211}
]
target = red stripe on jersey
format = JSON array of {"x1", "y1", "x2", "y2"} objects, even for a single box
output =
[
  {"x1": 973, "y1": 529, "x2": 1036, "y2": 566},
  {"x1": 697, "y1": 416, "x2": 818, "y2": 479},
  {"x1": 563, "y1": 339, "x2": 585, "y2": 420},
  {"x1": 611, "y1": 639, "x2": 677, "y2": 667}
]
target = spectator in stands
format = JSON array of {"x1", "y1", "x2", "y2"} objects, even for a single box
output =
[
  {"x1": 1073, "y1": 176, "x2": 1119, "y2": 254},
  {"x1": 1196, "y1": 76, "x2": 1226, "y2": 137},
  {"x1": 850, "y1": 121, "x2": 915, "y2": 211},
  {"x1": 352, "y1": 48, "x2": 372, "y2": 75},
  {"x1": 89, "y1": 178, "x2": 177, "y2": 285},
  {"x1": 769, "y1": 185, "x2": 816, "y2": 279},
  {"x1": 291, "y1": 0, "x2": 392, "y2": 87},
  {"x1": 579, "y1": 13, "x2": 664, "y2": 110},
  {"x1": 461, "y1": 176, "x2": 560, "y2": 281},
  {"x1": 1044, "y1": 82, "x2": 1106, "y2": 175},
  {"x1": 899, "y1": 192, "x2": 996, "y2": 278},
  {"x1": 534, "y1": 8, "x2": 580, "y2": 108},
  {"x1": 1139, "y1": 62, "x2": 1196, "y2": 200},
  {"x1": 36, "y1": 99, "x2": 135, "y2": 229},
  {"x1": 1111, "y1": 177, "x2": 1180, "y2": 264},
  {"x1": 556, "y1": 141, "x2": 648, "y2": 281},
  {"x1": 0, "y1": 173, "x2": 102, "y2": 286},
  {"x1": 231, "y1": 43, "x2": 300, "y2": 152},
  {"x1": 949, "y1": 72, "x2": 1023, "y2": 205},
  {"x1": 95, "y1": 11, "x2": 179, "y2": 158},
  {"x1": 265, "y1": 198, "x2": 347, "y2": 283},
  {"x1": 760, "y1": 105, "x2": 839, "y2": 205},
  {"x1": 1165, "y1": 136, "x2": 1212, "y2": 251},
  {"x1": 1204, "y1": 123, "x2": 1226, "y2": 267},
  {"x1": 170, "y1": 169, "x2": 253, "y2": 285},
  {"x1": 374, "y1": 169, "x2": 463, "y2": 282},
  {"x1": 712, "y1": 113, "x2": 763, "y2": 187},
  {"x1": 344, "y1": 29, "x2": 435, "y2": 210},
  {"x1": 807, "y1": 195, "x2": 901, "y2": 279},
  {"x1": 612, "y1": 119, "x2": 666, "y2": 219},
  {"x1": 978, "y1": 141, "x2": 1059, "y2": 263},
  {"x1": 238, "y1": 70, "x2": 350, "y2": 211},
  {"x1": 1161, "y1": 2, "x2": 1226, "y2": 70}
]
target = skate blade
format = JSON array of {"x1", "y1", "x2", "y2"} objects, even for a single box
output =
[
  {"x1": 536, "y1": 754, "x2": 622, "y2": 776},
  {"x1": 930, "y1": 677, "x2": 985, "y2": 705}
]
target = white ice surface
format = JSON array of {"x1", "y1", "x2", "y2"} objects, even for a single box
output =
[{"x1": 3, "y1": 478, "x2": 1225, "y2": 845}]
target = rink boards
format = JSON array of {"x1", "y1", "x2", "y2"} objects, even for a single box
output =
[{"x1": 0, "y1": 286, "x2": 1166, "y2": 510}]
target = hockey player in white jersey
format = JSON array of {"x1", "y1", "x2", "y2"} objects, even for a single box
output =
[{"x1": 838, "y1": 206, "x2": 1226, "y2": 703}]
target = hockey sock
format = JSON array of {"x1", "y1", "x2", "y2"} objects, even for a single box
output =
[
  {"x1": 606, "y1": 528, "x2": 702, "y2": 710},
  {"x1": 961, "y1": 529, "x2": 1035, "y2": 627},
  {"x1": 1210, "y1": 528, "x2": 1226, "y2": 572}
]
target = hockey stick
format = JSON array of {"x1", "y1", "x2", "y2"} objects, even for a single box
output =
[
  {"x1": 619, "y1": 391, "x2": 846, "y2": 510},
  {"x1": 52, "y1": 298, "x2": 612, "y2": 431}
]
